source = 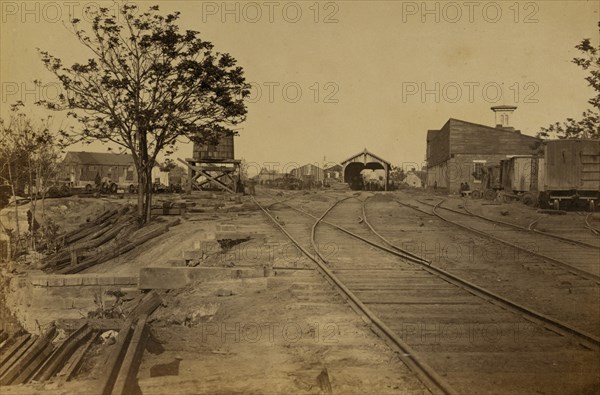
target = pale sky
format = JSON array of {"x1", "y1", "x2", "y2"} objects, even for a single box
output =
[{"x1": 1, "y1": 0, "x2": 598, "y2": 174}]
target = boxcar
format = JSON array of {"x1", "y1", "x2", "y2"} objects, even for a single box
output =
[
  {"x1": 475, "y1": 164, "x2": 501, "y2": 200},
  {"x1": 499, "y1": 156, "x2": 544, "y2": 206},
  {"x1": 541, "y1": 139, "x2": 600, "y2": 210}
]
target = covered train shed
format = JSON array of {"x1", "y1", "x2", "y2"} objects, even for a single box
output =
[{"x1": 341, "y1": 148, "x2": 391, "y2": 190}]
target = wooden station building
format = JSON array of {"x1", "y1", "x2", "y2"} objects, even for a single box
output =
[
  {"x1": 341, "y1": 148, "x2": 392, "y2": 191},
  {"x1": 426, "y1": 106, "x2": 541, "y2": 194}
]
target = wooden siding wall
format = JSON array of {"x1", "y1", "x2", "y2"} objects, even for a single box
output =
[
  {"x1": 428, "y1": 154, "x2": 516, "y2": 193},
  {"x1": 291, "y1": 165, "x2": 324, "y2": 182},
  {"x1": 194, "y1": 134, "x2": 235, "y2": 161},
  {"x1": 60, "y1": 164, "x2": 136, "y2": 185},
  {"x1": 500, "y1": 157, "x2": 542, "y2": 193},
  {"x1": 448, "y1": 120, "x2": 539, "y2": 155},
  {"x1": 426, "y1": 125, "x2": 450, "y2": 167},
  {"x1": 426, "y1": 163, "x2": 448, "y2": 188},
  {"x1": 545, "y1": 140, "x2": 600, "y2": 191}
]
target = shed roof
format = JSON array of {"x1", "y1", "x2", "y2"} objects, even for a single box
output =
[
  {"x1": 63, "y1": 151, "x2": 135, "y2": 166},
  {"x1": 340, "y1": 148, "x2": 391, "y2": 166},
  {"x1": 444, "y1": 118, "x2": 540, "y2": 139},
  {"x1": 294, "y1": 163, "x2": 324, "y2": 170}
]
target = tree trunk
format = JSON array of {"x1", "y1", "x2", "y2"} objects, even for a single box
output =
[
  {"x1": 136, "y1": 165, "x2": 154, "y2": 224},
  {"x1": 144, "y1": 167, "x2": 153, "y2": 224},
  {"x1": 7, "y1": 163, "x2": 21, "y2": 257},
  {"x1": 137, "y1": 170, "x2": 146, "y2": 222}
]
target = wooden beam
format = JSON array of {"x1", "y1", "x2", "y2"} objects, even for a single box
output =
[
  {"x1": 56, "y1": 333, "x2": 97, "y2": 383},
  {"x1": 34, "y1": 323, "x2": 93, "y2": 382},
  {"x1": 195, "y1": 172, "x2": 228, "y2": 188},
  {"x1": 0, "y1": 325, "x2": 56, "y2": 385},
  {"x1": 200, "y1": 170, "x2": 235, "y2": 193},
  {"x1": 98, "y1": 318, "x2": 135, "y2": 395},
  {"x1": 0, "y1": 334, "x2": 32, "y2": 372},
  {"x1": 112, "y1": 315, "x2": 149, "y2": 395}
]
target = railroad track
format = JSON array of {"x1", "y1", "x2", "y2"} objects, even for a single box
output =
[
  {"x1": 406, "y1": 198, "x2": 600, "y2": 284},
  {"x1": 584, "y1": 212, "x2": 600, "y2": 236},
  {"x1": 458, "y1": 200, "x2": 600, "y2": 249},
  {"x1": 255, "y1": 193, "x2": 600, "y2": 395},
  {"x1": 530, "y1": 211, "x2": 600, "y2": 239}
]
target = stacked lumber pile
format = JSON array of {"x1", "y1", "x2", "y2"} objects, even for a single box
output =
[
  {"x1": 98, "y1": 291, "x2": 162, "y2": 395},
  {"x1": 41, "y1": 206, "x2": 180, "y2": 274},
  {"x1": 0, "y1": 291, "x2": 162, "y2": 391},
  {"x1": 0, "y1": 323, "x2": 96, "y2": 386}
]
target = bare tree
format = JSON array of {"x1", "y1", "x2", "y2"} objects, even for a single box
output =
[{"x1": 0, "y1": 102, "x2": 63, "y2": 255}]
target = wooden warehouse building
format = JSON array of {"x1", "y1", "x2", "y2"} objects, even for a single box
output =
[
  {"x1": 290, "y1": 163, "x2": 325, "y2": 183},
  {"x1": 60, "y1": 151, "x2": 136, "y2": 189},
  {"x1": 426, "y1": 106, "x2": 541, "y2": 194}
]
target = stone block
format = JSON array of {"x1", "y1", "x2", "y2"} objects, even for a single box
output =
[
  {"x1": 166, "y1": 259, "x2": 187, "y2": 267},
  {"x1": 47, "y1": 276, "x2": 65, "y2": 287},
  {"x1": 216, "y1": 224, "x2": 237, "y2": 232},
  {"x1": 115, "y1": 276, "x2": 138, "y2": 285},
  {"x1": 63, "y1": 275, "x2": 83, "y2": 286},
  {"x1": 138, "y1": 267, "x2": 265, "y2": 290},
  {"x1": 97, "y1": 275, "x2": 115, "y2": 285},
  {"x1": 30, "y1": 276, "x2": 48, "y2": 287},
  {"x1": 82, "y1": 275, "x2": 99, "y2": 286},
  {"x1": 198, "y1": 232, "x2": 216, "y2": 241}
]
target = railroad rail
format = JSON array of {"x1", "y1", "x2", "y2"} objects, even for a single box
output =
[
  {"x1": 584, "y1": 212, "x2": 600, "y2": 236},
  {"x1": 254, "y1": 194, "x2": 457, "y2": 395},
  {"x1": 405, "y1": 199, "x2": 600, "y2": 284},
  {"x1": 458, "y1": 200, "x2": 599, "y2": 249},
  {"x1": 256, "y1": 193, "x2": 600, "y2": 394}
]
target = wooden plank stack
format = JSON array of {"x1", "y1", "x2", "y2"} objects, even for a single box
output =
[
  {"x1": 0, "y1": 292, "x2": 162, "y2": 390},
  {"x1": 40, "y1": 206, "x2": 180, "y2": 274}
]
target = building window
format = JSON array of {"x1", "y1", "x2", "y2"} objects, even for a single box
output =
[{"x1": 472, "y1": 160, "x2": 486, "y2": 183}]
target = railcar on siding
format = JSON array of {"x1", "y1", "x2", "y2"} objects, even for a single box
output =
[{"x1": 541, "y1": 139, "x2": 600, "y2": 210}]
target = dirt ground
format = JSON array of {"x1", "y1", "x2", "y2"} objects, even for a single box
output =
[
  {"x1": 1, "y1": 187, "x2": 598, "y2": 394},
  {"x1": 0, "y1": 190, "x2": 433, "y2": 394}
]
